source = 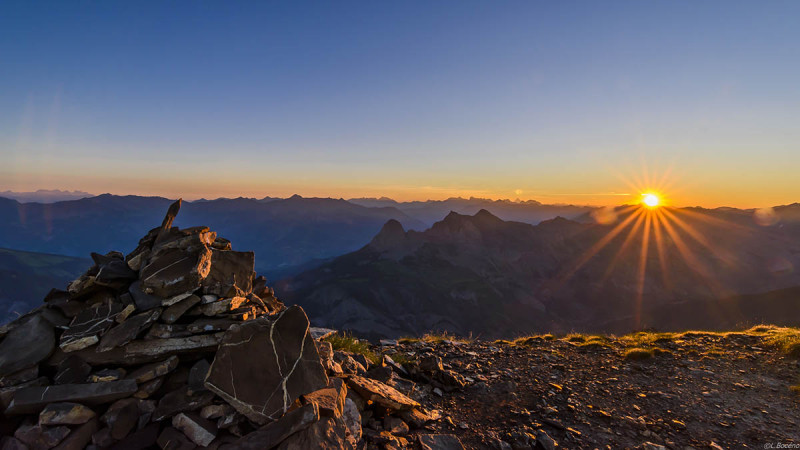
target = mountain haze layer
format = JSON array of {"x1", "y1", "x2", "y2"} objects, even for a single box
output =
[
  {"x1": 348, "y1": 196, "x2": 594, "y2": 227},
  {"x1": 0, "y1": 194, "x2": 425, "y2": 278}
]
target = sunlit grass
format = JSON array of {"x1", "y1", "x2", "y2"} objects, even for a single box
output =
[
  {"x1": 623, "y1": 347, "x2": 655, "y2": 360},
  {"x1": 760, "y1": 327, "x2": 800, "y2": 358},
  {"x1": 398, "y1": 332, "x2": 472, "y2": 345},
  {"x1": 323, "y1": 332, "x2": 380, "y2": 365},
  {"x1": 387, "y1": 352, "x2": 415, "y2": 366}
]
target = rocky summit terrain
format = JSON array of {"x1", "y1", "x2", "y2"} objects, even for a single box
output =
[
  {"x1": 1, "y1": 201, "x2": 799, "y2": 449},
  {"x1": 0, "y1": 201, "x2": 463, "y2": 449}
]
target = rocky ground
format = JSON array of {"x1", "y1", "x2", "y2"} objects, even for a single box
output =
[{"x1": 376, "y1": 331, "x2": 800, "y2": 449}]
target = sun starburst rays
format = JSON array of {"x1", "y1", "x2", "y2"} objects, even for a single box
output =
[{"x1": 547, "y1": 170, "x2": 751, "y2": 329}]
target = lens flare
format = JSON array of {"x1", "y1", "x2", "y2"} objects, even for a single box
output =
[{"x1": 642, "y1": 193, "x2": 660, "y2": 208}]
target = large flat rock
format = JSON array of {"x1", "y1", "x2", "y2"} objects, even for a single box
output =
[
  {"x1": 140, "y1": 247, "x2": 212, "y2": 298},
  {"x1": 0, "y1": 314, "x2": 55, "y2": 378},
  {"x1": 205, "y1": 306, "x2": 328, "y2": 424},
  {"x1": 344, "y1": 375, "x2": 420, "y2": 411},
  {"x1": 5, "y1": 380, "x2": 138, "y2": 415}
]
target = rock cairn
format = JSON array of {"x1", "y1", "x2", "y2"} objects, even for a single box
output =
[{"x1": 0, "y1": 200, "x2": 463, "y2": 449}]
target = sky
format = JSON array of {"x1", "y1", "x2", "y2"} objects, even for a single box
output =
[{"x1": 1, "y1": 1, "x2": 799, "y2": 207}]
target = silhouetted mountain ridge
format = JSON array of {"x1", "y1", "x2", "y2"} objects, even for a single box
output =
[{"x1": 281, "y1": 207, "x2": 800, "y2": 338}]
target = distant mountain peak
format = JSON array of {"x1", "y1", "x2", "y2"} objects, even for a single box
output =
[
  {"x1": 369, "y1": 219, "x2": 407, "y2": 250},
  {"x1": 473, "y1": 208, "x2": 503, "y2": 222}
]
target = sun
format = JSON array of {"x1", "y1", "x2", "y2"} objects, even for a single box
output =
[{"x1": 642, "y1": 193, "x2": 660, "y2": 208}]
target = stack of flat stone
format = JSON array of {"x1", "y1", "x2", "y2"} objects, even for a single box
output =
[{"x1": 0, "y1": 200, "x2": 461, "y2": 449}]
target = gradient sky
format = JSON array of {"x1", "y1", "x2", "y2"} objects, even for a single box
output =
[{"x1": 2, "y1": 1, "x2": 799, "y2": 207}]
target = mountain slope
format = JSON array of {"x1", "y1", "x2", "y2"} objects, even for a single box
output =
[
  {"x1": 0, "y1": 248, "x2": 90, "y2": 324},
  {"x1": 0, "y1": 194, "x2": 425, "y2": 277},
  {"x1": 280, "y1": 207, "x2": 800, "y2": 338}
]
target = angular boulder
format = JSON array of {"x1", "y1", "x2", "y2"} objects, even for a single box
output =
[
  {"x1": 39, "y1": 402, "x2": 96, "y2": 425},
  {"x1": 0, "y1": 314, "x2": 55, "y2": 377},
  {"x1": 96, "y1": 308, "x2": 161, "y2": 352},
  {"x1": 221, "y1": 402, "x2": 319, "y2": 450},
  {"x1": 201, "y1": 249, "x2": 255, "y2": 297},
  {"x1": 204, "y1": 306, "x2": 328, "y2": 424},
  {"x1": 344, "y1": 375, "x2": 420, "y2": 411},
  {"x1": 59, "y1": 303, "x2": 123, "y2": 353},
  {"x1": 140, "y1": 247, "x2": 212, "y2": 298}
]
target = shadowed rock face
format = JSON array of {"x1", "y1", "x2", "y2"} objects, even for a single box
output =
[
  {"x1": 0, "y1": 314, "x2": 55, "y2": 377},
  {"x1": 204, "y1": 305, "x2": 328, "y2": 424}
]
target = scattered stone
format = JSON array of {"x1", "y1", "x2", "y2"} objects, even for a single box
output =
[
  {"x1": 97, "y1": 309, "x2": 162, "y2": 351},
  {"x1": 535, "y1": 430, "x2": 557, "y2": 450},
  {"x1": 310, "y1": 327, "x2": 337, "y2": 340},
  {"x1": 342, "y1": 398, "x2": 362, "y2": 443},
  {"x1": 112, "y1": 422, "x2": 160, "y2": 450},
  {"x1": 187, "y1": 359, "x2": 210, "y2": 392},
  {"x1": 276, "y1": 415, "x2": 351, "y2": 449},
  {"x1": 345, "y1": 375, "x2": 420, "y2": 411},
  {"x1": 419, "y1": 356, "x2": 444, "y2": 372},
  {"x1": 417, "y1": 434, "x2": 466, "y2": 450},
  {"x1": 186, "y1": 318, "x2": 237, "y2": 334},
  {"x1": 89, "y1": 368, "x2": 126, "y2": 383},
  {"x1": 301, "y1": 377, "x2": 347, "y2": 418},
  {"x1": 39, "y1": 402, "x2": 96, "y2": 425},
  {"x1": 122, "y1": 332, "x2": 224, "y2": 360},
  {"x1": 101, "y1": 398, "x2": 140, "y2": 440},
  {"x1": 6, "y1": 380, "x2": 139, "y2": 415},
  {"x1": 0, "y1": 437, "x2": 29, "y2": 450},
  {"x1": 53, "y1": 417, "x2": 98, "y2": 450},
  {"x1": 152, "y1": 387, "x2": 215, "y2": 421},
  {"x1": 157, "y1": 426, "x2": 196, "y2": 450},
  {"x1": 14, "y1": 421, "x2": 71, "y2": 449},
  {"x1": 59, "y1": 303, "x2": 122, "y2": 352},
  {"x1": 134, "y1": 377, "x2": 164, "y2": 399},
  {"x1": 204, "y1": 306, "x2": 328, "y2": 424},
  {"x1": 128, "y1": 281, "x2": 163, "y2": 311},
  {"x1": 384, "y1": 416, "x2": 410, "y2": 435},
  {"x1": 95, "y1": 259, "x2": 138, "y2": 288},
  {"x1": 127, "y1": 356, "x2": 180, "y2": 383},
  {"x1": 190, "y1": 296, "x2": 247, "y2": 317},
  {"x1": 200, "y1": 404, "x2": 232, "y2": 420},
  {"x1": 116, "y1": 304, "x2": 137, "y2": 324},
  {"x1": 162, "y1": 295, "x2": 201, "y2": 324},
  {"x1": 221, "y1": 401, "x2": 319, "y2": 450},
  {"x1": 172, "y1": 412, "x2": 218, "y2": 447},
  {"x1": 0, "y1": 365, "x2": 39, "y2": 389},
  {"x1": 145, "y1": 323, "x2": 192, "y2": 339}
]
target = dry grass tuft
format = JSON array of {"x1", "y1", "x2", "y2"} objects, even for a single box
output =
[
  {"x1": 623, "y1": 347, "x2": 655, "y2": 360},
  {"x1": 761, "y1": 327, "x2": 800, "y2": 358},
  {"x1": 399, "y1": 332, "x2": 472, "y2": 345},
  {"x1": 323, "y1": 332, "x2": 380, "y2": 364}
]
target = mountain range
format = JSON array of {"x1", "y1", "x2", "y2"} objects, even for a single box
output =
[
  {"x1": 280, "y1": 205, "x2": 800, "y2": 339},
  {"x1": 0, "y1": 194, "x2": 424, "y2": 278},
  {"x1": 0, "y1": 248, "x2": 89, "y2": 324},
  {"x1": 348, "y1": 196, "x2": 593, "y2": 227},
  {"x1": 0, "y1": 194, "x2": 597, "y2": 279}
]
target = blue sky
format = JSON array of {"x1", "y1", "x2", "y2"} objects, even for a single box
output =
[{"x1": 2, "y1": 1, "x2": 799, "y2": 206}]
